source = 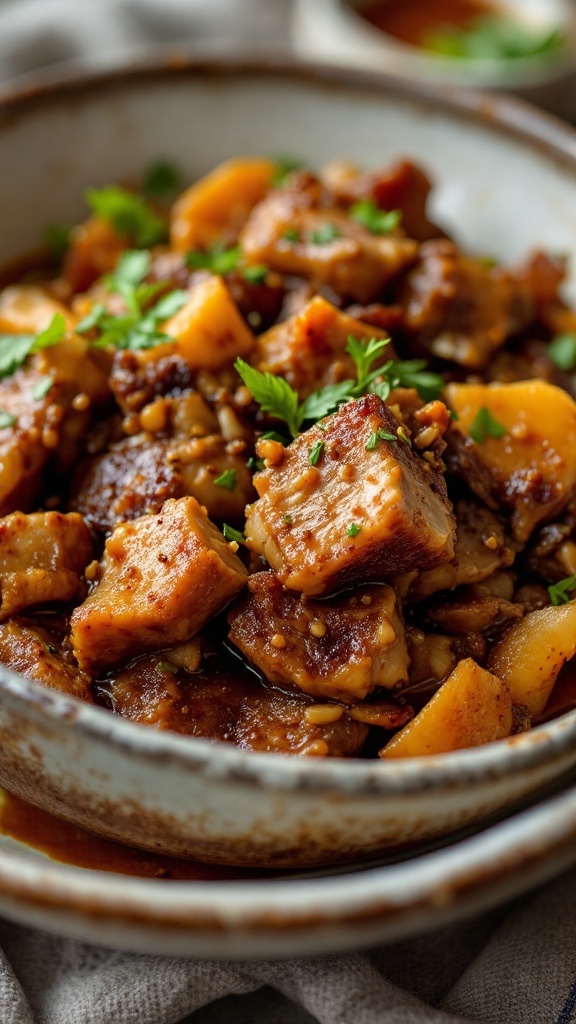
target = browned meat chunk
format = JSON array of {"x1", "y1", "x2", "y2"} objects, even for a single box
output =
[
  {"x1": 0, "y1": 619, "x2": 91, "y2": 700},
  {"x1": 240, "y1": 173, "x2": 418, "y2": 304},
  {"x1": 228, "y1": 573, "x2": 408, "y2": 703},
  {"x1": 254, "y1": 296, "x2": 392, "y2": 399},
  {"x1": 110, "y1": 349, "x2": 196, "y2": 415},
  {"x1": 106, "y1": 651, "x2": 368, "y2": 757},
  {"x1": 0, "y1": 511, "x2": 93, "y2": 620},
  {"x1": 409, "y1": 500, "x2": 516, "y2": 601},
  {"x1": 426, "y1": 595, "x2": 524, "y2": 635},
  {"x1": 400, "y1": 240, "x2": 534, "y2": 369},
  {"x1": 70, "y1": 496, "x2": 248, "y2": 671},
  {"x1": 245, "y1": 394, "x2": 455, "y2": 596}
]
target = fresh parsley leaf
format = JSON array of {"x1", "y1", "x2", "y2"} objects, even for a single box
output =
[
  {"x1": 308, "y1": 440, "x2": 325, "y2": 466},
  {"x1": 310, "y1": 223, "x2": 342, "y2": 245},
  {"x1": 247, "y1": 455, "x2": 265, "y2": 472},
  {"x1": 272, "y1": 158, "x2": 303, "y2": 188},
  {"x1": 346, "y1": 335, "x2": 391, "y2": 389},
  {"x1": 186, "y1": 245, "x2": 241, "y2": 276},
  {"x1": 157, "y1": 660, "x2": 179, "y2": 676},
  {"x1": 384, "y1": 360, "x2": 444, "y2": 402},
  {"x1": 0, "y1": 408, "x2": 16, "y2": 429},
  {"x1": 214, "y1": 469, "x2": 237, "y2": 492},
  {"x1": 347, "y1": 523, "x2": 361, "y2": 538},
  {"x1": 235, "y1": 359, "x2": 301, "y2": 438},
  {"x1": 548, "y1": 332, "x2": 576, "y2": 372},
  {"x1": 424, "y1": 16, "x2": 564, "y2": 62},
  {"x1": 150, "y1": 290, "x2": 188, "y2": 319},
  {"x1": 34, "y1": 313, "x2": 67, "y2": 350},
  {"x1": 32, "y1": 376, "x2": 54, "y2": 401},
  {"x1": 44, "y1": 223, "x2": 71, "y2": 260},
  {"x1": 468, "y1": 406, "x2": 507, "y2": 444},
  {"x1": 242, "y1": 264, "x2": 268, "y2": 284},
  {"x1": 350, "y1": 200, "x2": 402, "y2": 235},
  {"x1": 299, "y1": 381, "x2": 354, "y2": 424},
  {"x1": 0, "y1": 314, "x2": 67, "y2": 381},
  {"x1": 365, "y1": 429, "x2": 397, "y2": 450},
  {"x1": 85, "y1": 186, "x2": 166, "y2": 247},
  {"x1": 282, "y1": 228, "x2": 301, "y2": 244},
  {"x1": 549, "y1": 575, "x2": 576, "y2": 606},
  {"x1": 143, "y1": 160, "x2": 181, "y2": 198},
  {"x1": 222, "y1": 523, "x2": 246, "y2": 545},
  {"x1": 260, "y1": 430, "x2": 290, "y2": 445},
  {"x1": 76, "y1": 303, "x2": 107, "y2": 334}
]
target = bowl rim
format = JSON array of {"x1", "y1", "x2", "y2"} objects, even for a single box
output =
[{"x1": 2, "y1": 51, "x2": 576, "y2": 794}]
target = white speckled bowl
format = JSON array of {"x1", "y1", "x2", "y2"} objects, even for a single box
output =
[{"x1": 2, "y1": 56, "x2": 576, "y2": 878}]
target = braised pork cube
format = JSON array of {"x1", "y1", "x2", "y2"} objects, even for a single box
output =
[
  {"x1": 110, "y1": 350, "x2": 196, "y2": 415},
  {"x1": 107, "y1": 652, "x2": 368, "y2": 757},
  {"x1": 70, "y1": 497, "x2": 248, "y2": 671},
  {"x1": 228, "y1": 574, "x2": 408, "y2": 703},
  {"x1": 70, "y1": 438, "x2": 186, "y2": 534},
  {"x1": 0, "y1": 511, "x2": 93, "y2": 620},
  {"x1": 446, "y1": 380, "x2": 576, "y2": 542},
  {"x1": 245, "y1": 394, "x2": 455, "y2": 596},
  {"x1": 254, "y1": 296, "x2": 392, "y2": 398},
  {"x1": 409, "y1": 500, "x2": 516, "y2": 602},
  {"x1": 240, "y1": 173, "x2": 418, "y2": 304},
  {"x1": 0, "y1": 619, "x2": 91, "y2": 700},
  {"x1": 400, "y1": 240, "x2": 533, "y2": 370}
]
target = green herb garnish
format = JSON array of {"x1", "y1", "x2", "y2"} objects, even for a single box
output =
[
  {"x1": 44, "y1": 223, "x2": 71, "y2": 261},
  {"x1": 272, "y1": 158, "x2": 303, "y2": 188},
  {"x1": 468, "y1": 406, "x2": 507, "y2": 444},
  {"x1": 347, "y1": 523, "x2": 361, "y2": 538},
  {"x1": 222, "y1": 524, "x2": 246, "y2": 545},
  {"x1": 425, "y1": 16, "x2": 564, "y2": 62},
  {"x1": 85, "y1": 185, "x2": 166, "y2": 247},
  {"x1": 247, "y1": 455, "x2": 265, "y2": 472},
  {"x1": 310, "y1": 223, "x2": 342, "y2": 245},
  {"x1": 282, "y1": 228, "x2": 301, "y2": 244},
  {"x1": 214, "y1": 469, "x2": 237, "y2": 492},
  {"x1": 0, "y1": 313, "x2": 67, "y2": 381},
  {"x1": 365, "y1": 429, "x2": 397, "y2": 450},
  {"x1": 282, "y1": 514, "x2": 293, "y2": 525},
  {"x1": 548, "y1": 575, "x2": 576, "y2": 606},
  {"x1": 242, "y1": 264, "x2": 269, "y2": 284},
  {"x1": 32, "y1": 376, "x2": 54, "y2": 401},
  {"x1": 350, "y1": 200, "x2": 402, "y2": 235},
  {"x1": 143, "y1": 160, "x2": 181, "y2": 199},
  {"x1": 186, "y1": 244, "x2": 242, "y2": 276},
  {"x1": 157, "y1": 660, "x2": 179, "y2": 676},
  {"x1": 0, "y1": 409, "x2": 16, "y2": 429},
  {"x1": 308, "y1": 440, "x2": 325, "y2": 466},
  {"x1": 548, "y1": 332, "x2": 576, "y2": 372}
]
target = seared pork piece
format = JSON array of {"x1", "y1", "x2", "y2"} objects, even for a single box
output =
[
  {"x1": 426, "y1": 595, "x2": 524, "y2": 635},
  {"x1": 70, "y1": 496, "x2": 248, "y2": 671},
  {"x1": 0, "y1": 511, "x2": 93, "y2": 620},
  {"x1": 228, "y1": 573, "x2": 408, "y2": 703},
  {"x1": 0, "y1": 619, "x2": 91, "y2": 700},
  {"x1": 321, "y1": 159, "x2": 444, "y2": 242},
  {"x1": 400, "y1": 240, "x2": 533, "y2": 370},
  {"x1": 409, "y1": 501, "x2": 515, "y2": 602},
  {"x1": 110, "y1": 349, "x2": 196, "y2": 414},
  {"x1": 0, "y1": 335, "x2": 109, "y2": 515},
  {"x1": 254, "y1": 296, "x2": 392, "y2": 399},
  {"x1": 446, "y1": 381, "x2": 576, "y2": 543},
  {"x1": 107, "y1": 652, "x2": 369, "y2": 757},
  {"x1": 246, "y1": 394, "x2": 455, "y2": 596},
  {"x1": 240, "y1": 173, "x2": 418, "y2": 304}
]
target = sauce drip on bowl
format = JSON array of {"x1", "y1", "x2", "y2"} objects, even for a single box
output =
[
  {"x1": 358, "y1": 0, "x2": 496, "y2": 47},
  {"x1": 0, "y1": 790, "x2": 283, "y2": 880}
]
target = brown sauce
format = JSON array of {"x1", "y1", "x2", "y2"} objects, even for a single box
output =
[
  {"x1": 359, "y1": 0, "x2": 496, "y2": 47},
  {"x1": 0, "y1": 790, "x2": 284, "y2": 880}
]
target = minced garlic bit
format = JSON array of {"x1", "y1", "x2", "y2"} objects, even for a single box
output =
[{"x1": 305, "y1": 704, "x2": 344, "y2": 725}]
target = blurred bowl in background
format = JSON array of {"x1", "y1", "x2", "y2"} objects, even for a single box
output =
[{"x1": 293, "y1": 0, "x2": 576, "y2": 119}]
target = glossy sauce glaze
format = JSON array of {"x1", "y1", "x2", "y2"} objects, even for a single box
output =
[{"x1": 358, "y1": 0, "x2": 496, "y2": 47}]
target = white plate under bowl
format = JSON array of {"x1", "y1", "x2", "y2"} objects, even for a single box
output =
[{"x1": 1, "y1": 56, "x2": 576, "y2": 891}]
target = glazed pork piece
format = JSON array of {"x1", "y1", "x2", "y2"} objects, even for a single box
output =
[
  {"x1": 228, "y1": 573, "x2": 409, "y2": 703},
  {"x1": 245, "y1": 394, "x2": 456, "y2": 596},
  {"x1": 70, "y1": 496, "x2": 248, "y2": 671},
  {"x1": 0, "y1": 619, "x2": 91, "y2": 700}
]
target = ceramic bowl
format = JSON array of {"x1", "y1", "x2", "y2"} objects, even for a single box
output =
[
  {"x1": 292, "y1": 0, "x2": 576, "y2": 119},
  {"x1": 2, "y1": 56, "x2": 576, "y2": 869}
]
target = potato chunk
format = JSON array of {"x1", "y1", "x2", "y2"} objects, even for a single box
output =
[
  {"x1": 446, "y1": 381, "x2": 576, "y2": 542},
  {"x1": 254, "y1": 296, "x2": 391, "y2": 399},
  {"x1": 170, "y1": 157, "x2": 276, "y2": 251},
  {"x1": 380, "y1": 659, "x2": 513, "y2": 758},
  {"x1": 70, "y1": 496, "x2": 248, "y2": 671},
  {"x1": 163, "y1": 275, "x2": 255, "y2": 370},
  {"x1": 228, "y1": 573, "x2": 408, "y2": 703},
  {"x1": 245, "y1": 394, "x2": 455, "y2": 596},
  {"x1": 0, "y1": 511, "x2": 93, "y2": 621},
  {"x1": 489, "y1": 602, "x2": 576, "y2": 717}
]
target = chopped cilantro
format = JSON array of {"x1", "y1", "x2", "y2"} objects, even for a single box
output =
[
  {"x1": 549, "y1": 575, "x2": 576, "y2": 606},
  {"x1": 548, "y1": 332, "x2": 576, "y2": 372},
  {"x1": 282, "y1": 514, "x2": 293, "y2": 525},
  {"x1": 143, "y1": 160, "x2": 181, "y2": 198},
  {"x1": 468, "y1": 406, "x2": 507, "y2": 444},
  {"x1": 235, "y1": 359, "x2": 301, "y2": 438},
  {"x1": 365, "y1": 429, "x2": 397, "y2": 450},
  {"x1": 347, "y1": 523, "x2": 361, "y2": 538},
  {"x1": 350, "y1": 200, "x2": 402, "y2": 235},
  {"x1": 85, "y1": 185, "x2": 166, "y2": 247},
  {"x1": 32, "y1": 376, "x2": 54, "y2": 401},
  {"x1": 222, "y1": 523, "x2": 245, "y2": 545},
  {"x1": 308, "y1": 440, "x2": 325, "y2": 466},
  {"x1": 310, "y1": 223, "x2": 342, "y2": 245},
  {"x1": 0, "y1": 409, "x2": 16, "y2": 429},
  {"x1": 247, "y1": 455, "x2": 265, "y2": 472},
  {"x1": 214, "y1": 469, "x2": 237, "y2": 492},
  {"x1": 186, "y1": 244, "x2": 241, "y2": 275}
]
